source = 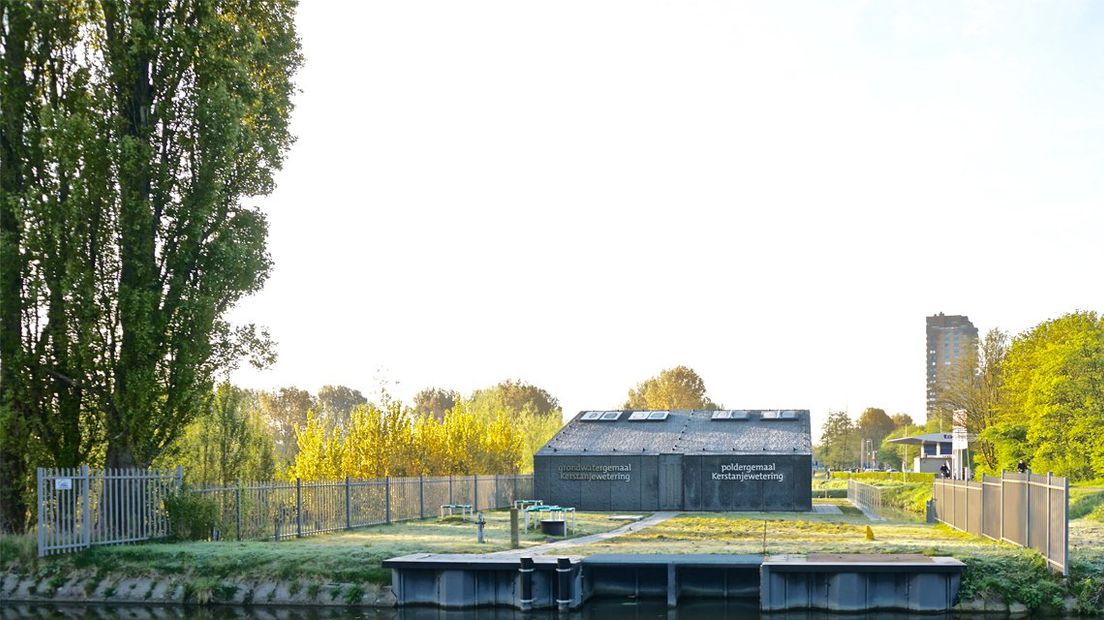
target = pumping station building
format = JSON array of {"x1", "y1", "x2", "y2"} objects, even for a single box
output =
[{"x1": 533, "y1": 409, "x2": 812, "y2": 512}]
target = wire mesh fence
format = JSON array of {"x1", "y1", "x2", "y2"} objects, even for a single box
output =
[
  {"x1": 37, "y1": 467, "x2": 534, "y2": 555},
  {"x1": 933, "y1": 472, "x2": 1068, "y2": 574},
  {"x1": 192, "y1": 474, "x2": 534, "y2": 541}
]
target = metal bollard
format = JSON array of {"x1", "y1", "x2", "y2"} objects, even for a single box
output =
[
  {"x1": 555, "y1": 557, "x2": 573, "y2": 611},
  {"x1": 476, "y1": 512, "x2": 486, "y2": 543},
  {"x1": 518, "y1": 556, "x2": 535, "y2": 611}
]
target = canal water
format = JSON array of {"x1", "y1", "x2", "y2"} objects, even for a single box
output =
[{"x1": 0, "y1": 602, "x2": 976, "y2": 620}]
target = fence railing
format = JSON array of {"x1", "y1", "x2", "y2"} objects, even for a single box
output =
[
  {"x1": 193, "y1": 474, "x2": 534, "y2": 541},
  {"x1": 847, "y1": 480, "x2": 883, "y2": 519},
  {"x1": 933, "y1": 472, "x2": 1068, "y2": 575},
  {"x1": 36, "y1": 466, "x2": 182, "y2": 557},
  {"x1": 37, "y1": 467, "x2": 534, "y2": 555}
]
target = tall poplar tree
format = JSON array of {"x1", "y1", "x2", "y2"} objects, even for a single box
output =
[{"x1": 0, "y1": 0, "x2": 300, "y2": 532}]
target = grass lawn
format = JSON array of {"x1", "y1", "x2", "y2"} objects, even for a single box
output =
[
  {"x1": 1, "y1": 509, "x2": 633, "y2": 587},
  {"x1": 552, "y1": 506, "x2": 1104, "y2": 613}
]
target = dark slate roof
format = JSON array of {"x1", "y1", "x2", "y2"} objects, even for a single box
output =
[{"x1": 537, "y1": 410, "x2": 812, "y2": 456}]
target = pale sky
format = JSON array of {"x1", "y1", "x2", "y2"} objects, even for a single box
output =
[{"x1": 229, "y1": 1, "x2": 1104, "y2": 439}]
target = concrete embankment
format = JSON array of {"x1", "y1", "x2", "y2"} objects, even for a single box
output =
[{"x1": 0, "y1": 571, "x2": 395, "y2": 607}]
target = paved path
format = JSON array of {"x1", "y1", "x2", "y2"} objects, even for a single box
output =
[
  {"x1": 487, "y1": 511, "x2": 678, "y2": 557},
  {"x1": 811, "y1": 504, "x2": 842, "y2": 515}
]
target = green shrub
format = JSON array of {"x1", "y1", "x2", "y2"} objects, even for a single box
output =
[
  {"x1": 959, "y1": 552, "x2": 1065, "y2": 611},
  {"x1": 1069, "y1": 490, "x2": 1104, "y2": 520},
  {"x1": 847, "y1": 471, "x2": 935, "y2": 484},
  {"x1": 342, "y1": 583, "x2": 365, "y2": 604},
  {"x1": 0, "y1": 533, "x2": 37, "y2": 568},
  {"x1": 164, "y1": 491, "x2": 219, "y2": 541}
]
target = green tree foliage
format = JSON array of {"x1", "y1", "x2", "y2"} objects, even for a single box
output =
[
  {"x1": 856, "y1": 408, "x2": 896, "y2": 449},
  {"x1": 987, "y1": 312, "x2": 1104, "y2": 480},
  {"x1": 471, "y1": 380, "x2": 561, "y2": 417},
  {"x1": 0, "y1": 0, "x2": 300, "y2": 532},
  {"x1": 412, "y1": 388, "x2": 459, "y2": 420},
  {"x1": 890, "y1": 413, "x2": 914, "y2": 429},
  {"x1": 624, "y1": 366, "x2": 719, "y2": 410},
  {"x1": 316, "y1": 384, "x2": 367, "y2": 429},
  {"x1": 935, "y1": 329, "x2": 1008, "y2": 475},
  {"x1": 817, "y1": 410, "x2": 858, "y2": 469},
  {"x1": 156, "y1": 383, "x2": 276, "y2": 485},
  {"x1": 256, "y1": 387, "x2": 316, "y2": 463},
  {"x1": 877, "y1": 424, "x2": 925, "y2": 470}
]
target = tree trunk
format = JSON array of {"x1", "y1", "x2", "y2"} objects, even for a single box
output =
[{"x1": 0, "y1": 1, "x2": 32, "y2": 535}]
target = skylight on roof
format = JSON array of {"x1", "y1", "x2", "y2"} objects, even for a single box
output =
[
  {"x1": 647, "y1": 411, "x2": 668, "y2": 421},
  {"x1": 712, "y1": 410, "x2": 748, "y2": 421},
  {"x1": 580, "y1": 411, "x2": 602, "y2": 421},
  {"x1": 628, "y1": 411, "x2": 650, "y2": 421},
  {"x1": 600, "y1": 411, "x2": 622, "y2": 421}
]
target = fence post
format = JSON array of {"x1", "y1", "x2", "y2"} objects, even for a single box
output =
[
  {"x1": 999, "y1": 471, "x2": 1005, "y2": 541},
  {"x1": 37, "y1": 468, "x2": 45, "y2": 557},
  {"x1": 1045, "y1": 472, "x2": 1052, "y2": 565},
  {"x1": 964, "y1": 479, "x2": 969, "y2": 533},
  {"x1": 235, "y1": 483, "x2": 242, "y2": 541},
  {"x1": 1063, "y1": 476, "x2": 1069, "y2": 576},
  {"x1": 345, "y1": 476, "x2": 352, "y2": 530},
  {"x1": 295, "y1": 477, "x2": 303, "y2": 538},
  {"x1": 473, "y1": 475, "x2": 479, "y2": 513},
  {"x1": 419, "y1": 475, "x2": 425, "y2": 520},
  {"x1": 80, "y1": 465, "x2": 91, "y2": 551},
  {"x1": 449, "y1": 475, "x2": 453, "y2": 505},
  {"x1": 1024, "y1": 472, "x2": 1031, "y2": 548},
  {"x1": 385, "y1": 477, "x2": 391, "y2": 525}
]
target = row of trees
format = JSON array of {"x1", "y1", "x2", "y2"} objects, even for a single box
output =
[
  {"x1": 287, "y1": 397, "x2": 560, "y2": 480},
  {"x1": 817, "y1": 311, "x2": 1104, "y2": 482},
  {"x1": 0, "y1": 0, "x2": 302, "y2": 533},
  {"x1": 816, "y1": 408, "x2": 916, "y2": 470},
  {"x1": 944, "y1": 311, "x2": 1104, "y2": 481},
  {"x1": 157, "y1": 380, "x2": 564, "y2": 485},
  {"x1": 285, "y1": 366, "x2": 720, "y2": 480}
]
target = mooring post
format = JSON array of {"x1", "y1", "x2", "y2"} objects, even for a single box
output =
[
  {"x1": 510, "y1": 507, "x2": 520, "y2": 549},
  {"x1": 555, "y1": 557, "x2": 572, "y2": 611},
  {"x1": 667, "y1": 562, "x2": 678, "y2": 608},
  {"x1": 518, "y1": 556, "x2": 535, "y2": 611}
]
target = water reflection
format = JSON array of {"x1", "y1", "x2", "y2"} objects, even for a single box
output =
[{"x1": 0, "y1": 603, "x2": 959, "y2": 620}]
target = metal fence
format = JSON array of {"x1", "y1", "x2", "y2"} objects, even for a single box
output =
[
  {"x1": 933, "y1": 472, "x2": 1068, "y2": 575},
  {"x1": 847, "y1": 480, "x2": 883, "y2": 519},
  {"x1": 36, "y1": 466, "x2": 182, "y2": 557},
  {"x1": 37, "y1": 467, "x2": 534, "y2": 555},
  {"x1": 194, "y1": 474, "x2": 534, "y2": 541}
]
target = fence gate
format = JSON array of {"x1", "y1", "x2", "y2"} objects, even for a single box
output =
[{"x1": 36, "y1": 466, "x2": 181, "y2": 557}]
